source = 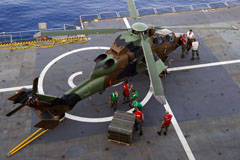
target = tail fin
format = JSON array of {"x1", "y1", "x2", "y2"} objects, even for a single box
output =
[
  {"x1": 6, "y1": 77, "x2": 75, "y2": 129},
  {"x1": 6, "y1": 78, "x2": 67, "y2": 130},
  {"x1": 7, "y1": 77, "x2": 38, "y2": 116},
  {"x1": 8, "y1": 88, "x2": 31, "y2": 104},
  {"x1": 6, "y1": 88, "x2": 32, "y2": 116}
]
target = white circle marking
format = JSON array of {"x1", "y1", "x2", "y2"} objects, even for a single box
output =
[
  {"x1": 38, "y1": 46, "x2": 153, "y2": 123},
  {"x1": 68, "y1": 71, "x2": 83, "y2": 88}
]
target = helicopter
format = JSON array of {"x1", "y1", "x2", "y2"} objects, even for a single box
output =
[{"x1": 6, "y1": 0, "x2": 237, "y2": 130}]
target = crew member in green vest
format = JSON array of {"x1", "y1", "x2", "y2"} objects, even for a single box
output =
[
  {"x1": 131, "y1": 89, "x2": 139, "y2": 102},
  {"x1": 109, "y1": 91, "x2": 119, "y2": 111},
  {"x1": 132, "y1": 98, "x2": 143, "y2": 111},
  {"x1": 129, "y1": 89, "x2": 139, "y2": 108}
]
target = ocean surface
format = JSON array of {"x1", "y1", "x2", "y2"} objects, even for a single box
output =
[{"x1": 0, "y1": 0, "x2": 224, "y2": 32}]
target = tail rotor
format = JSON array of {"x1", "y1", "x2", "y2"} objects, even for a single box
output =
[{"x1": 6, "y1": 78, "x2": 39, "y2": 117}]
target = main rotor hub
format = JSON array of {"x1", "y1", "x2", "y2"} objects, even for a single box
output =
[{"x1": 132, "y1": 22, "x2": 148, "y2": 32}]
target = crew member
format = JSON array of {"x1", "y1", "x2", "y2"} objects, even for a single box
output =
[
  {"x1": 191, "y1": 39, "x2": 200, "y2": 60},
  {"x1": 180, "y1": 34, "x2": 187, "y2": 58},
  {"x1": 109, "y1": 91, "x2": 119, "y2": 111},
  {"x1": 132, "y1": 89, "x2": 138, "y2": 101},
  {"x1": 186, "y1": 29, "x2": 195, "y2": 53},
  {"x1": 157, "y1": 110, "x2": 172, "y2": 136},
  {"x1": 135, "y1": 108, "x2": 144, "y2": 136},
  {"x1": 132, "y1": 98, "x2": 143, "y2": 111},
  {"x1": 131, "y1": 89, "x2": 138, "y2": 103},
  {"x1": 122, "y1": 80, "x2": 132, "y2": 104}
]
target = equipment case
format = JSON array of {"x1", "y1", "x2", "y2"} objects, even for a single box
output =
[{"x1": 108, "y1": 110, "x2": 135, "y2": 145}]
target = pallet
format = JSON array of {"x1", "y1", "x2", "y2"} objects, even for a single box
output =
[{"x1": 108, "y1": 138, "x2": 130, "y2": 146}]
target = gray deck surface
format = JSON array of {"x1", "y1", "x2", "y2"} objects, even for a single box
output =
[{"x1": 1, "y1": 6, "x2": 240, "y2": 160}]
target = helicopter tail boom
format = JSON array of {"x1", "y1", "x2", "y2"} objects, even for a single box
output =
[{"x1": 6, "y1": 84, "x2": 73, "y2": 129}]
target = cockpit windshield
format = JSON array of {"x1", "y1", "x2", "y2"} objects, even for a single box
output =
[
  {"x1": 152, "y1": 35, "x2": 165, "y2": 45},
  {"x1": 166, "y1": 33, "x2": 175, "y2": 44}
]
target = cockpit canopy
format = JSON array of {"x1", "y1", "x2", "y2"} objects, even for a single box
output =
[{"x1": 152, "y1": 29, "x2": 175, "y2": 46}]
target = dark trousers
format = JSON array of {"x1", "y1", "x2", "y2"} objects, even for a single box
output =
[
  {"x1": 123, "y1": 96, "x2": 129, "y2": 103},
  {"x1": 187, "y1": 39, "x2": 193, "y2": 51},
  {"x1": 110, "y1": 101, "x2": 118, "y2": 111},
  {"x1": 192, "y1": 50, "x2": 199, "y2": 58},
  {"x1": 159, "y1": 125, "x2": 169, "y2": 134},
  {"x1": 135, "y1": 119, "x2": 143, "y2": 134},
  {"x1": 181, "y1": 45, "x2": 186, "y2": 57}
]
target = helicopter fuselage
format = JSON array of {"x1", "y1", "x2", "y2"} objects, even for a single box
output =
[{"x1": 63, "y1": 28, "x2": 181, "y2": 106}]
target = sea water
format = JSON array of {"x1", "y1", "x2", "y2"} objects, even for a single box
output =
[{"x1": 0, "y1": 0, "x2": 224, "y2": 32}]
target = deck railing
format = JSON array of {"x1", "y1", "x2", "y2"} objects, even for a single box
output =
[{"x1": 1, "y1": 0, "x2": 239, "y2": 43}]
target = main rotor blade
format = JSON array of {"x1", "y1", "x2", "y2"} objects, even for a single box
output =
[
  {"x1": 126, "y1": 0, "x2": 139, "y2": 21},
  {"x1": 32, "y1": 78, "x2": 38, "y2": 96},
  {"x1": 155, "y1": 25, "x2": 238, "y2": 30},
  {"x1": 6, "y1": 104, "x2": 25, "y2": 117},
  {"x1": 41, "y1": 28, "x2": 128, "y2": 37},
  {"x1": 140, "y1": 34, "x2": 166, "y2": 104}
]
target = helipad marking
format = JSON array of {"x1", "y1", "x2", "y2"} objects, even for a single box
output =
[
  {"x1": 68, "y1": 73, "x2": 123, "y2": 88},
  {"x1": 164, "y1": 100, "x2": 196, "y2": 160},
  {"x1": 123, "y1": 17, "x2": 131, "y2": 29},
  {"x1": 67, "y1": 71, "x2": 142, "y2": 115},
  {"x1": 37, "y1": 47, "x2": 151, "y2": 122},
  {"x1": 167, "y1": 59, "x2": 240, "y2": 72},
  {"x1": 2, "y1": 58, "x2": 240, "y2": 93},
  {"x1": 37, "y1": 47, "x2": 150, "y2": 123},
  {"x1": 67, "y1": 71, "x2": 150, "y2": 114},
  {"x1": 37, "y1": 45, "x2": 195, "y2": 158},
  {"x1": 1, "y1": 47, "x2": 235, "y2": 160},
  {"x1": 38, "y1": 47, "x2": 109, "y2": 94},
  {"x1": 68, "y1": 71, "x2": 83, "y2": 88},
  {"x1": 127, "y1": 87, "x2": 152, "y2": 113},
  {"x1": 112, "y1": 81, "x2": 124, "y2": 87},
  {"x1": 0, "y1": 85, "x2": 32, "y2": 93},
  {"x1": 38, "y1": 47, "x2": 114, "y2": 123}
]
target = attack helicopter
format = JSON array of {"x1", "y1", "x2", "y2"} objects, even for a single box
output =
[{"x1": 6, "y1": 0, "x2": 237, "y2": 130}]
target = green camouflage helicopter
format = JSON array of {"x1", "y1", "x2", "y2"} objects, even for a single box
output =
[{"x1": 6, "y1": 0, "x2": 236, "y2": 129}]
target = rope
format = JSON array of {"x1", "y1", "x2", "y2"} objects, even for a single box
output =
[{"x1": 0, "y1": 37, "x2": 88, "y2": 50}]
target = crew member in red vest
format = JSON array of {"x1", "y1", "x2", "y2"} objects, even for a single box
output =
[
  {"x1": 180, "y1": 34, "x2": 187, "y2": 58},
  {"x1": 135, "y1": 108, "x2": 144, "y2": 136},
  {"x1": 122, "y1": 80, "x2": 132, "y2": 104},
  {"x1": 157, "y1": 110, "x2": 172, "y2": 136}
]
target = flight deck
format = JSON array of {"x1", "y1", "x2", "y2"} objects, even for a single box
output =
[{"x1": 1, "y1": 6, "x2": 240, "y2": 160}]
